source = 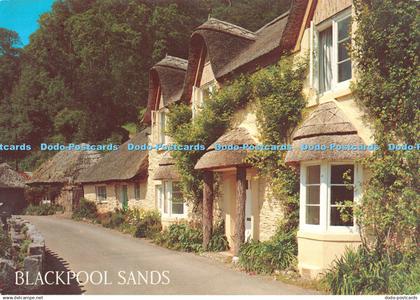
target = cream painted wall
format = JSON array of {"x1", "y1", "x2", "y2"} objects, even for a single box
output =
[
  {"x1": 200, "y1": 59, "x2": 217, "y2": 87},
  {"x1": 297, "y1": 231, "x2": 360, "y2": 278},
  {"x1": 82, "y1": 180, "x2": 148, "y2": 213},
  {"x1": 294, "y1": 0, "x2": 372, "y2": 279}
]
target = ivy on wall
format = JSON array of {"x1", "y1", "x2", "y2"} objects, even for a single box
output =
[
  {"x1": 352, "y1": 0, "x2": 419, "y2": 258},
  {"x1": 246, "y1": 57, "x2": 308, "y2": 232},
  {"x1": 167, "y1": 56, "x2": 308, "y2": 227},
  {"x1": 166, "y1": 76, "x2": 251, "y2": 210},
  {"x1": 322, "y1": 0, "x2": 419, "y2": 295}
]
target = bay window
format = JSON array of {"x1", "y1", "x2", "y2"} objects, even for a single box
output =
[
  {"x1": 156, "y1": 181, "x2": 186, "y2": 218},
  {"x1": 312, "y1": 9, "x2": 352, "y2": 93},
  {"x1": 300, "y1": 162, "x2": 361, "y2": 233}
]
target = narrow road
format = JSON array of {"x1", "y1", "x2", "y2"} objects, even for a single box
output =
[{"x1": 22, "y1": 215, "x2": 314, "y2": 295}]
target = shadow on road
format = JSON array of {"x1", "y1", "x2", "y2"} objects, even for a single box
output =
[
  {"x1": 41, "y1": 248, "x2": 86, "y2": 294},
  {"x1": 8, "y1": 248, "x2": 85, "y2": 295}
]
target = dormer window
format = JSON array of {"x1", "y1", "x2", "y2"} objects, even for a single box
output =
[
  {"x1": 159, "y1": 111, "x2": 167, "y2": 145},
  {"x1": 192, "y1": 81, "x2": 216, "y2": 118},
  {"x1": 312, "y1": 9, "x2": 352, "y2": 93}
]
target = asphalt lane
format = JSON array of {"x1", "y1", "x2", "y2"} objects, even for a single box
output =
[{"x1": 22, "y1": 215, "x2": 314, "y2": 295}]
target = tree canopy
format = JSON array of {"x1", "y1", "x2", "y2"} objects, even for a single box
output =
[{"x1": 0, "y1": 0, "x2": 290, "y2": 170}]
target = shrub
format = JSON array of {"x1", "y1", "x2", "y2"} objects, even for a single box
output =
[
  {"x1": 322, "y1": 246, "x2": 420, "y2": 295},
  {"x1": 207, "y1": 221, "x2": 229, "y2": 252},
  {"x1": 238, "y1": 229, "x2": 297, "y2": 274},
  {"x1": 153, "y1": 221, "x2": 229, "y2": 252},
  {"x1": 96, "y1": 208, "x2": 161, "y2": 238},
  {"x1": 109, "y1": 209, "x2": 125, "y2": 229},
  {"x1": 154, "y1": 223, "x2": 203, "y2": 252},
  {"x1": 0, "y1": 226, "x2": 11, "y2": 259},
  {"x1": 72, "y1": 198, "x2": 97, "y2": 220},
  {"x1": 97, "y1": 212, "x2": 113, "y2": 227},
  {"x1": 24, "y1": 203, "x2": 63, "y2": 215},
  {"x1": 16, "y1": 239, "x2": 31, "y2": 268},
  {"x1": 134, "y1": 210, "x2": 162, "y2": 238}
]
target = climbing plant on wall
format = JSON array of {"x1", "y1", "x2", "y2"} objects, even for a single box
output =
[
  {"x1": 351, "y1": 0, "x2": 419, "y2": 258},
  {"x1": 166, "y1": 76, "x2": 251, "y2": 209},
  {"x1": 167, "y1": 56, "x2": 308, "y2": 223},
  {"x1": 246, "y1": 56, "x2": 308, "y2": 232}
]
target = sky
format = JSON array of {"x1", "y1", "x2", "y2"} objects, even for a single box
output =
[{"x1": 0, "y1": 0, "x2": 55, "y2": 46}]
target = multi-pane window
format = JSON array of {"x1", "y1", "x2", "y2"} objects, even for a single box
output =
[
  {"x1": 134, "y1": 183, "x2": 141, "y2": 200},
  {"x1": 302, "y1": 163, "x2": 358, "y2": 231},
  {"x1": 337, "y1": 17, "x2": 352, "y2": 83},
  {"x1": 306, "y1": 165, "x2": 321, "y2": 225},
  {"x1": 96, "y1": 186, "x2": 107, "y2": 202},
  {"x1": 171, "y1": 182, "x2": 184, "y2": 215},
  {"x1": 156, "y1": 181, "x2": 186, "y2": 217},
  {"x1": 315, "y1": 10, "x2": 352, "y2": 93},
  {"x1": 330, "y1": 165, "x2": 354, "y2": 226}
]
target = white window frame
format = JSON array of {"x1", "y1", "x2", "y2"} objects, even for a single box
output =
[
  {"x1": 95, "y1": 185, "x2": 107, "y2": 203},
  {"x1": 151, "y1": 110, "x2": 157, "y2": 143},
  {"x1": 134, "y1": 183, "x2": 141, "y2": 200},
  {"x1": 311, "y1": 8, "x2": 352, "y2": 95},
  {"x1": 192, "y1": 80, "x2": 216, "y2": 119},
  {"x1": 156, "y1": 181, "x2": 187, "y2": 218},
  {"x1": 300, "y1": 161, "x2": 362, "y2": 234},
  {"x1": 158, "y1": 110, "x2": 167, "y2": 145}
]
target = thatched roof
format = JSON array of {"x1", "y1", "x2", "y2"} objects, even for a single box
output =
[
  {"x1": 285, "y1": 101, "x2": 370, "y2": 163},
  {"x1": 77, "y1": 129, "x2": 150, "y2": 184},
  {"x1": 195, "y1": 127, "x2": 256, "y2": 170},
  {"x1": 153, "y1": 152, "x2": 180, "y2": 180},
  {"x1": 182, "y1": 0, "x2": 309, "y2": 101},
  {"x1": 143, "y1": 56, "x2": 188, "y2": 124},
  {"x1": 29, "y1": 146, "x2": 102, "y2": 185},
  {"x1": 0, "y1": 163, "x2": 26, "y2": 189}
]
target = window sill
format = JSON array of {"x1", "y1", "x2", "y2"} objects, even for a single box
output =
[
  {"x1": 161, "y1": 214, "x2": 188, "y2": 221},
  {"x1": 297, "y1": 230, "x2": 360, "y2": 242},
  {"x1": 309, "y1": 82, "x2": 353, "y2": 106}
]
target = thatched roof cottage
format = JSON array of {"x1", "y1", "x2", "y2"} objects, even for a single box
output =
[
  {"x1": 277, "y1": 0, "x2": 373, "y2": 278},
  {"x1": 0, "y1": 163, "x2": 26, "y2": 216},
  {"x1": 28, "y1": 147, "x2": 102, "y2": 212},
  {"x1": 142, "y1": 55, "x2": 188, "y2": 225},
  {"x1": 77, "y1": 129, "x2": 150, "y2": 213},
  {"x1": 177, "y1": 1, "x2": 309, "y2": 254}
]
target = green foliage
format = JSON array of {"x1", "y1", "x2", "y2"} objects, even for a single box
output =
[
  {"x1": 16, "y1": 239, "x2": 31, "y2": 269},
  {"x1": 252, "y1": 57, "x2": 308, "y2": 144},
  {"x1": 71, "y1": 198, "x2": 97, "y2": 220},
  {"x1": 322, "y1": 246, "x2": 420, "y2": 295},
  {"x1": 246, "y1": 57, "x2": 307, "y2": 232},
  {"x1": 351, "y1": 0, "x2": 419, "y2": 257},
  {"x1": 167, "y1": 76, "x2": 251, "y2": 206},
  {"x1": 109, "y1": 209, "x2": 126, "y2": 229},
  {"x1": 154, "y1": 223, "x2": 204, "y2": 252},
  {"x1": 0, "y1": 226, "x2": 12, "y2": 259},
  {"x1": 207, "y1": 221, "x2": 229, "y2": 252},
  {"x1": 0, "y1": 0, "x2": 289, "y2": 169},
  {"x1": 24, "y1": 203, "x2": 63, "y2": 216},
  {"x1": 134, "y1": 210, "x2": 162, "y2": 239},
  {"x1": 321, "y1": 1, "x2": 420, "y2": 295},
  {"x1": 168, "y1": 57, "x2": 307, "y2": 223},
  {"x1": 238, "y1": 228, "x2": 297, "y2": 274},
  {"x1": 153, "y1": 221, "x2": 229, "y2": 253},
  {"x1": 96, "y1": 208, "x2": 161, "y2": 238},
  {"x1": 206, "y1": 0, "x2": 291, "y2": 32}
]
